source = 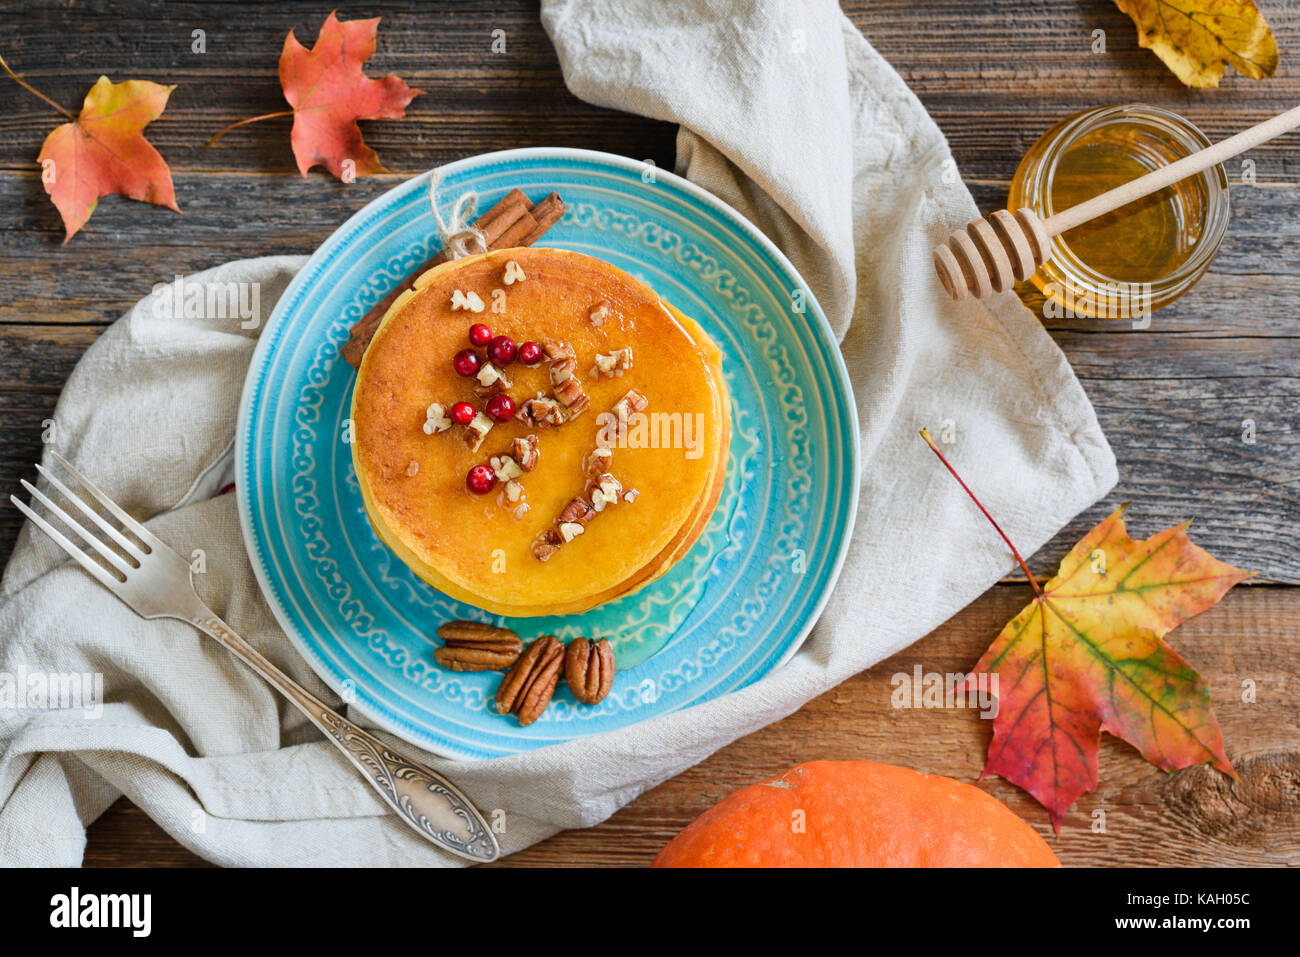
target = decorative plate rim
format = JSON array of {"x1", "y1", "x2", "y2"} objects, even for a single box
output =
[{"x1": 235, "y1": 147, "x2": 860, "y2": 760}]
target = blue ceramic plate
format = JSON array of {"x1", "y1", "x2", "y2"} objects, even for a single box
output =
[{"x1": 236, "y1": 148, "x2": 858, "y2": 759}]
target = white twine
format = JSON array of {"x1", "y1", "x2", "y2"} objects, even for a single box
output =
[{"x1": 428, "y1": 168, "x2": 487, "y2": 260}]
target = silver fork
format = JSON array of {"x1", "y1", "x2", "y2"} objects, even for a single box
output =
[{"x1": 12, "y1": 451, "x2": 499, "y2": 863}]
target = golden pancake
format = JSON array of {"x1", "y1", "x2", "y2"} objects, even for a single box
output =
[{"x1": 351, "y1": 247, "x2": 729, "y2": 617}]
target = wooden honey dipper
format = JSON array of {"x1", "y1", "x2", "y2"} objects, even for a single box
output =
[{"x1": 934, "y1": 104, "x2": 1300, "y2": 300}]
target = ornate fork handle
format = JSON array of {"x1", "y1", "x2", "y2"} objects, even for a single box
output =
[{"x1": 189, "y1": 611, "x2": 499, "y2": 862}]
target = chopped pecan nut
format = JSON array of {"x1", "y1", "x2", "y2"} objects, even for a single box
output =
[
  {"x1": 517, "y1": 397, "x2": 560, "y2": 427},
  {"x1": 503, "y1": 260, "x2": 526, "y2": 285},
  {"x1": 612, "y1": 387, "x2": 648, "y2": 425},
  {"x1": 558, "y1": 497, "x2": 596, "y2": 525},
  {"x1": 495, "y1": 635, "x2": 564, "y2": 725},
  {"x1": 532, "y1": 528, "x2": 562, "y2": 562},
  {"x1": 543, "y1": 339, "x2": 575, "y2": 361},
  {"x1": 558, "y1": 521, "x2": 585, "y2": 543},
  {"x1": 564, "y1": 637, "x2": 615, "y2": 705},
  {"x1": 475, "y1": 362, "x2": 512, "y2": 395},
  {"x1": 588, "y1": 301, "x2": 610, "y2": 326},
  {"x1": 423, "y1": 402, "x2": 452, "y2": 434},
  {"x1": 463, "y1": 411, "x2": 494, "y2": 452},
  {"x1": 513, "y1": 434, "x2": 540, "y2": 471},
  {"x1": 490, "y1": 454, "x2": 523, "y2": 482},
  {"x1": 549, "y1": 357, "x2": 577, "y2": 385},
  {"x1": 584, "y1": 447, "x2": 613, "y2": 476},
  {"x1": 450, "y1": 289, "x2": 485, "y2": 313},
  {"x1": 434, "y1": 621, "x2": 523, "y2": 672},
  {"x1": 591, "y1": 347, "x2": 633, "y2": 379},
  {"x1": 544, "y1": 401, "x2": 572, "y2": 425},
  {"x1": 554, "y1": 377, "x2": 585, "y2": 407},
  {"x1": 589, "y1": 473, "x2": 623, "y2": 512}
]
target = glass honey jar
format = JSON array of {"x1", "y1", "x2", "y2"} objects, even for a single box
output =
[{"x1": 1008, "y1": 104, "x2": 1230, "y2": 320}]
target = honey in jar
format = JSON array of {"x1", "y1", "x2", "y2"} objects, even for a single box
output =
[{"x1": 1008, "y1": 104, "x2": 1229, "y2": 320}]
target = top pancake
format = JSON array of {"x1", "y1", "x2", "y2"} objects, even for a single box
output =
[{"x1": 351, "y1": 247, "x2": 729, "y2": 617}]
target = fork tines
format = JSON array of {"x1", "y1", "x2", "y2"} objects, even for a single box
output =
[{"x1": 10, "y1": 451, "x2": 156, "y2": 589}]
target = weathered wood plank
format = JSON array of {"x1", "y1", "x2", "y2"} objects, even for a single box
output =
[
  {"x1": 83, "y1": 584, "x2": 1300, "y2": 867},
  {"x1": 4, "y1": 175, "x2": 1299, "y2": 329},
  {"x1": 0, "y1": 2, "x2": 672, "y2": 175},
  {"x1": 4, "y1": 2, "x2": 1299, "y2": 181},
  {"x1": 491, "y1": 585, "x2": 1300, "y2": 868}
]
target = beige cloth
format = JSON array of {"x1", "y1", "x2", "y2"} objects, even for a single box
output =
[{"x1": 0, "y1": 0, "x2": 1114, "y2": 865}]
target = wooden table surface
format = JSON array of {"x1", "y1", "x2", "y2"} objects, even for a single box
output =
[{"x1": 3, "y1": 1, "x2": 1296, "y2": 867}]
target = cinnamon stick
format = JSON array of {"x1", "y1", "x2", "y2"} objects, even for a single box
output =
[
  {"x1": 341, "y1": 189, "x2": 567, "y2": 367},
  {"x1": 519, "y1": 193, "x2": 566, "y2": 245}
]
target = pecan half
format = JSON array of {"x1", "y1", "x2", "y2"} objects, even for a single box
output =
[
  {"x1": 513, "y1": 434, "x2": 540, "y2": 471},
  {"x1": 434, "y1": 621, "x2": 523, "y2": 672},
  {"x1": 495, "y1": 635, "x2": 564, "y2": 725},
  {"x1": 564, "y1": 637, "x2": 615, "y2": 705}
]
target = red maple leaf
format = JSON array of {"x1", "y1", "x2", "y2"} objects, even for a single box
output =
[
  {"x1": 210, "y1": 11, "x2": 421, "y2": 180},
  {"x1": 280, "y1": 11, "x2": 421, "y2": 178}
]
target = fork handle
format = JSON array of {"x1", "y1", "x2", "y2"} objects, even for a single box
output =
[{"x1": 187, "y1": 611, "x2": 499, "y2": 862}]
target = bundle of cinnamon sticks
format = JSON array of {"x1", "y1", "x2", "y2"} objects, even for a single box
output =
[{"x1": 341, "y1": 189, "x2": 566, "y2": 367}]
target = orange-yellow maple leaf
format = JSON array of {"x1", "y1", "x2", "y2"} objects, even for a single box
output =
[
  {"x1": 1113, "y1": 0, "x2": 1278, "y2": 88},
  {"x1": 920, "y1": 431, "x2": 1251, "y2": 831},
  {"x1": 279, "y1": 11, "x2": 421, "y2": 179},
  {"x1": 968, "y1": 505, "x2": 1249, "y2": 830},
  {"x1": 36, "y1": 76, "x2": 179, "y2": 242}
]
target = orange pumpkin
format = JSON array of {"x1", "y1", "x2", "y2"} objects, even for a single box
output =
[{"x1": 653, "y1": 761, "x2": 1059, "y2": 867}]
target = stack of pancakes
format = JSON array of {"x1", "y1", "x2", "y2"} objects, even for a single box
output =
[{"x1": 351, "y1": 248, "x2": 730, "y2": 618}]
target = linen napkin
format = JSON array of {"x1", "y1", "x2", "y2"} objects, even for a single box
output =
[{"x1": 0, "y1": 0, "x2": 1115, "y2": 866}]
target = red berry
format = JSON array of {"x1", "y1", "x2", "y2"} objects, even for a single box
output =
[
  {"x1": 485, "y1": 393, "x2": 516, "y2": 423},
  {"x1": 488, "y1": 335, "x2": 517, "y2": 365},
  {"x1": 466, "y1": 465, "x2": 496, "y2": 495},
  {"x1": 468, "y1": 323, "x2": 493, "y2": 347},
  {"x1": 517, "y1": 340, "x2": 543, "y2": 365},
  {"x1": 450, "y1": 401, "x2": 476, "y2": 425},
  {"x1": 453, "y1": 349, "x2": 481, "y2": 377}
]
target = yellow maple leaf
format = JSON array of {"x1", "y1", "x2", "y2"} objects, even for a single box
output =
[{"x1": 1114, "y1": 0, "x2": 1278, "y2": 87}]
